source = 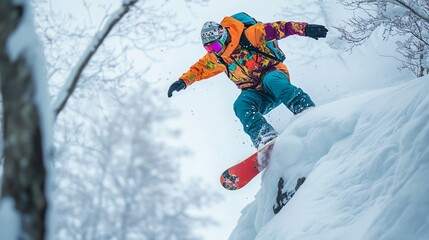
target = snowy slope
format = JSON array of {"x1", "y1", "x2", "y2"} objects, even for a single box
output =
[{"x1": 229, "y1": 76, "x2": 429, "y2": 240}]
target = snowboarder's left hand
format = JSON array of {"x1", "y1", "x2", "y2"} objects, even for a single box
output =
[
  {"x1": 168, "y1": 79, "x2": 187, "y2": 98},
  {"x1": 305, "y1": 24, "x2": 328, "y2": 40}
]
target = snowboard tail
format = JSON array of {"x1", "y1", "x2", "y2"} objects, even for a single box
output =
[{"x1": 220, "y1": 141, "x2": 275, "y2": 190}]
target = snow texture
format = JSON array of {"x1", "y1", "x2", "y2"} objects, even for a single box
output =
[{"x1": 229, "y1": 76, "x2": 429, "y2": 240}]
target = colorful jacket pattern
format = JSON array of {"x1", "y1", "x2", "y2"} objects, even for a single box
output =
[{"x1": 180, "y1": 17, "x2": 307, "y2": 90}]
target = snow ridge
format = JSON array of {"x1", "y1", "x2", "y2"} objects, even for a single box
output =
[{"x1": 229, "y1": 77, "x2": 429, "y2": 240}]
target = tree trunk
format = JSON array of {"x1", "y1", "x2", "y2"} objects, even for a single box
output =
[{"x1": 0, "y1": 1, "x2": 48, "y2": 239}]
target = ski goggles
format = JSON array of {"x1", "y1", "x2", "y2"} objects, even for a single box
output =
[{"x1": 203, "y1": 40, "x2": 225, "y2": 53}]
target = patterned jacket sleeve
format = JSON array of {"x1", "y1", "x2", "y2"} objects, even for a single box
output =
[
  {"x1": 245, "y1": 21, "x2": 308, "y2": 47},
  {"x1": 179, "y1": 53, "x2": 226, "y2": 86}
]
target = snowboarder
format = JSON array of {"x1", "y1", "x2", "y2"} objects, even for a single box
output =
[{"x1": 167, "y1": 13, "x2": 328, "y2": 148}]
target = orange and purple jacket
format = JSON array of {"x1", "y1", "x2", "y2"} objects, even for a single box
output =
[{"x1": 180, "y1": 17, "x2": 307, "y2": 90}]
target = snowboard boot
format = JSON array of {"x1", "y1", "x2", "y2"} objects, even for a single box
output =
[
  {"x1": 288, "y1": 91, "x2": 315, "y2": 115},
  {"x1": 255, "y1": 128, "x2": 278, "y2": 150},
  {"x1": 256, "y1": 129, "x2": 277, "y2": 170}
]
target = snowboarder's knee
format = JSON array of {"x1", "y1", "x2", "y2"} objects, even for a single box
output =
[{"x1": 233, "y1": 94, "x2": 259, "y2": 118}]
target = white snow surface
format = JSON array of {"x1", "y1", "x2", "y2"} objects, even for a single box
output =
[
  {"x1": 0, "y1": 198, "x2": 20, "y2": 240},
  {"x1": 229, "y1": 76, "x2": 429, "y2": 240}
]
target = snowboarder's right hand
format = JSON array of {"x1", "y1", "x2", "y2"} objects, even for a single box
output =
[{"x1": 167, "y1": 79, "x2": 187, "y2": 98}]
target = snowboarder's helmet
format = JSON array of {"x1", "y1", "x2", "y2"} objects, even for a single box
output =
[{"x1": 201, "y1": 21, "x2": 228, "y2": 45}]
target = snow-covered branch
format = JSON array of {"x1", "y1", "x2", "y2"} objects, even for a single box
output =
[
  {"x1": 391, "y1": 0, "x2": 429, "y2": 24},
  {"x1": 53, "y1": 0, "x2": 138, "y2": 117},
  {"x1": 335, "y1": 0, "x2": 429, "y2": 77}
]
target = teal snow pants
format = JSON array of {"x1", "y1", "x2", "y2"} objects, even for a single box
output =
[{"x1": 233, "y1": 70, "x2": 314, "y2": 147}]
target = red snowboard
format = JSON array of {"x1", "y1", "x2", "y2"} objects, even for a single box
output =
[{"x1": 220, "y1": 140, "x2": 275, "y2": 190}]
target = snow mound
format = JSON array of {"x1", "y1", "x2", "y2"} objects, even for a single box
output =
[{"x1": 229, "y1": 76, "x2": 429, "y2": 240}]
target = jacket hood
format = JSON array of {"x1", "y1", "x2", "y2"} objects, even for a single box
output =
[{"x1": 219, "y1": 17, "x2": 245, "y2": 57}]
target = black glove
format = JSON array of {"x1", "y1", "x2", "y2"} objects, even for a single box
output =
[
  {"x1": 167, "y1": 79, "x2": 186, "y2": 98},
  {"x1": 305, "y1": 24, "x2": 328, "y2": 40}
]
